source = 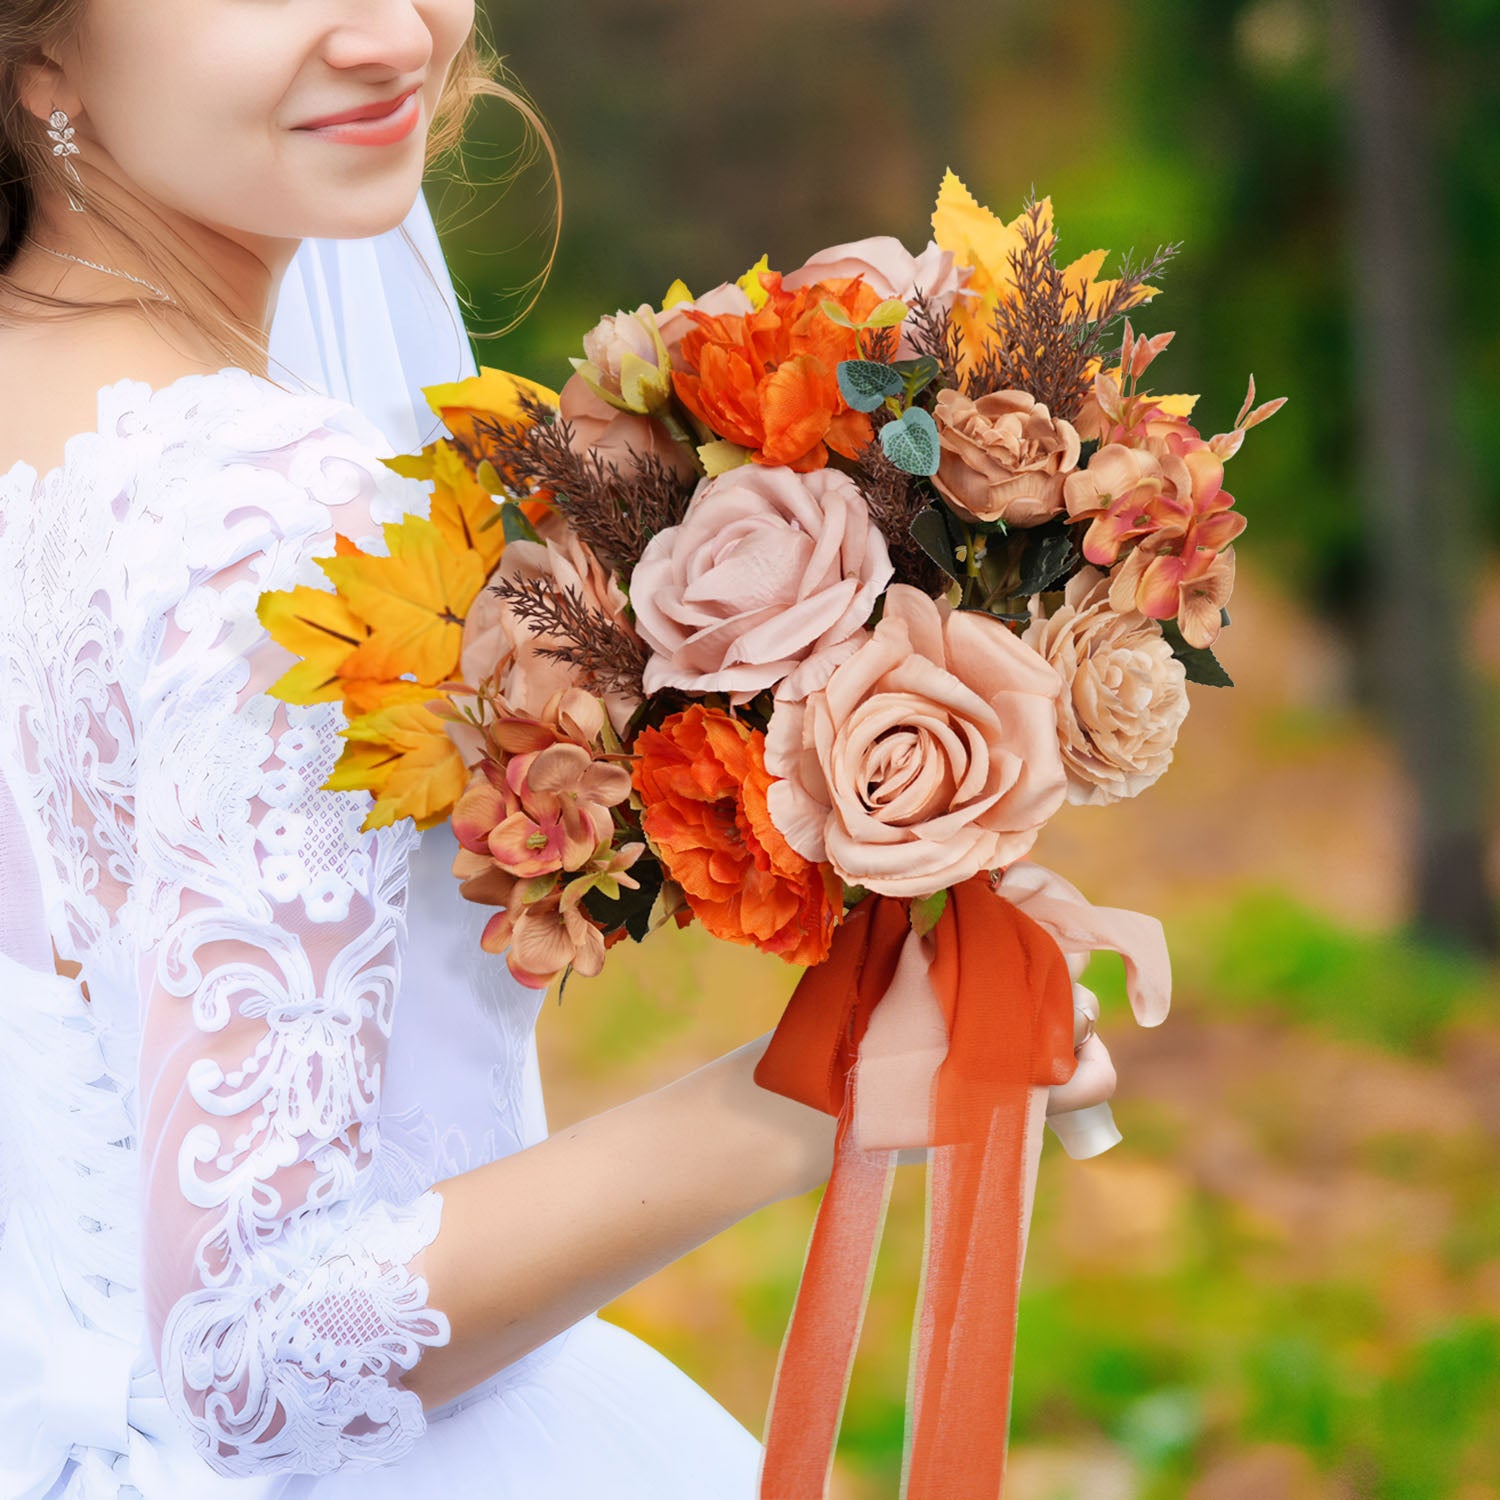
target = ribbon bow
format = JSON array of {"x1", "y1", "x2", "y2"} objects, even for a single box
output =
[{"x1": 751, "y1": 860, "x2": 1170, "y2": 1498}]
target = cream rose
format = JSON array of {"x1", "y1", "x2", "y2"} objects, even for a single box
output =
[
  {"x1": 631, "y1": 465, "x2": 893, "y2": 701},
  {"x1": 1021, "y1": 566, "x2": 1189, "y2": 805},
  {"x1": 765, "y1": 586, "x2": 1069, "y2": 896},
  {"x1": 932, "y1": 386, "x2": 1082, "y2": 527}
]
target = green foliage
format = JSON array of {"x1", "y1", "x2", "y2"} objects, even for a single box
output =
[
  {"x1": 1159, "y1": 617, "x2": 1235, "y2": 687},
  {"x1": 879, "y1": 405, "x2": 941, "y2": 476},
  {"x1": 836, "y1": 358, "x2": 903, "y2": 413},
  {"x1": 1186, "y1": 886, "x2": 1490, "y2": 1055},
  {"x1": 908, "y1": 503, "x2": 967, "y2": 580}
]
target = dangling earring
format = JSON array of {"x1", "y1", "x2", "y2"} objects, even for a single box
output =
[{"x1": 46, "y1": 108, "x2": 85, "y2": 213}]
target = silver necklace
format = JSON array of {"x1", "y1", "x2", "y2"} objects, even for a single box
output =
[{"x1": 30, "y1": 242, "x2": 178, "y2": 306}]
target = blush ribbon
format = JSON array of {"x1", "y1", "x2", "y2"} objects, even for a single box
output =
[{"x1": 751, "y1": 859, "x2": 1171, "y2": 1498}]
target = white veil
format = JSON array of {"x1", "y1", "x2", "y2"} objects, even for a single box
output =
[{"x1": 268, "y1": 184, "x2": 478, "y2": 454}]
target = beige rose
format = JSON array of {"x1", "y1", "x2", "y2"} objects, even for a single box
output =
[
  {"x1": 1021, "y1": 565, "x2": 1189, "y2": 805},
  {"x1": 764, "y1": 585, "x2": 1069, "y2": 897},
  {"x1": 460, "y1": 529, "x2": 641, "y2": 735},
  {"x1": 631, "y1": 464, "x2": 892, "y2": 702},
  {"x1": 932, "y1": 387, "x2": 1082, "y2": 527}
]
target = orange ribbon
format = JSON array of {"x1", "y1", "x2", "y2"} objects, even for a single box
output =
[{"x1": 752, "y1": 873, "x2": 1078, "y2": 1499}]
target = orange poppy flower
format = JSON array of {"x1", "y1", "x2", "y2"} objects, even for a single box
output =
[
  {"x1": 671, "y1": 272, "x2": 883, "y2": 473},
  {"x1": 634, "y1": 705, "x2": 843, "y2": 967}
]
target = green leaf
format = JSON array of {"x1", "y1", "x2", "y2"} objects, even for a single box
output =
[
  {"x1": 910, "y1": 888, "x2": 948, "y2": 937},
  {"x1": 910, "y1": 505, "x2": 965, "y2": 580},
  {"x1": 582, "y1": 857, "x2": 664, "y2": 943},
  {"x1": 864, "y1": 297, "x2": 911, "y2": 329},
  {"x1": 818, "y1": 297, "x2": 857, "y2": 329},
  {"x1": 475, "y1": 459, "x2": 508, "y2": 495},
  {"x1": 837, "y1": 359, "x2": 904, "y2": 413},
  {"x1": 1018, "y1": 518, "x2": 1080, "y2": 596},
  {"x1": 880, "y1": 405, "x2": 941, "y2": 477},
  {"x1": 893, "y1": 356, "x2": 942, "y2": 400},
  {"x1": 1160, "y1": 618, "x2": 1234, "y2": 687},
  {"x1": 501, "y1": 501, "x2": 541, "y2": 545}
]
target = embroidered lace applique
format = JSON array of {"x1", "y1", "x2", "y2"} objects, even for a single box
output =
[{"x1": 0, "y1": 369, "x2": 454, "y2": 1477}]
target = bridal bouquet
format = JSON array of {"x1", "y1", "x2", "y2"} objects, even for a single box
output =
[{"x1": 258, "y1": 171, "x2": 1280, "y2": 1498}]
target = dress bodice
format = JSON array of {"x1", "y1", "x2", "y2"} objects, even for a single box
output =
[{"x1": 0, "y1": 368, "x2": 558, "y2": 1494}]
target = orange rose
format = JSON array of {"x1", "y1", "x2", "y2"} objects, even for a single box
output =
[
  {"x1": 633, "y1": 705, "x2": 842, "y2": 966},
  {"x1": 671, "y1": 271, "x2": 882, "y2": 473}
]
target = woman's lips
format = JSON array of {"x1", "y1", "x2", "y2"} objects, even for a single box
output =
[{"x1": 295, "y1": 87, "x2": 421, "y2": 145}]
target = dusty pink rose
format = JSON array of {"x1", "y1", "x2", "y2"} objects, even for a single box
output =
[
  {"x1": 557, "y1": 373, "x2": 698, "y2": 484},
  {"x1": 782, "y1": 236, "x2": 971, "y2": 357},
  {"x1": 631, "y1": 465, "x2": 893, "y2": 701},
  {"x1": 932, "y1": 387, "x2": 1082, "y2": 527},
  {"x1": 460, "y1": 529, "x2": 642, "y2": 733},
  {"x1": 764, "y1": 585, "x2": 1069, "y2": 896},
  {"x1": 1021, "y1": 565, "x2": 1189, "y2": 805}
]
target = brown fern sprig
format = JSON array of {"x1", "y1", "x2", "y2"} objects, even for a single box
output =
[
  {"x1": 466, "y1": 392, "x2": 696, "y2": 575},
  {"x1": 487, "y1": 576, "x2": 648, "y2": 701},
  {"x1": 967, "y1": 198, "x2": 1178, "y2": 423},
  {"x1": 858, "y1": 323, "x2": 900, "y2": 366},
  {"x1": 904, "y1": 291, "x2": 963, "y2": 390},
  {"x1": 850, "y1": 439, "x2": 945, "y2": 594}
]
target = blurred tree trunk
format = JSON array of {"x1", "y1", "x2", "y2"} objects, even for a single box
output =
[{"x1": 1342, "y1": 0, "x2": 1497, "y2": 954}]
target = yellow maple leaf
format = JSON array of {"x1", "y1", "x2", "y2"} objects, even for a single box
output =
[
  {"x1": 318, "y1": 514, "x2": 487, "y2": 688},
  {"x1": 421, "y1": 366, "x2": 560, "y2": 454},
  {"x1": 932, "y1": 170, "x2": 1158, "y2": 376},
  {"x1": 426, "y1": 439, "x2": 506, "y2": 575},
  {"x1": 328, "y1": 699, "x2": 468, "y2": 832},
  {"x1": 257, "y1": 583, "x2": 371, "y2": 705}
]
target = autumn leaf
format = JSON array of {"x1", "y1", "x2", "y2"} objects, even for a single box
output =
[
  {"x1": 339, "y1": 678, "x2": 446, "y2": 719},
  {"x1": 427, "y1": 439, "x2": 507, "y2": 574},
  {"x1": 318, "y1": 514, "x2": 487, "y2": 687},
  {"x1": 257, "y1": 583, "x2": 371, "y2": 705},
  {"x1": 932, "y1": 170, "x2": 1158, "y2": 372},
  {"x1": 421, "y1": 366, "x2": 560, "y2": 454},
  {"x1": 328, "y1": 699, "x2": 468, "y2": 832}
]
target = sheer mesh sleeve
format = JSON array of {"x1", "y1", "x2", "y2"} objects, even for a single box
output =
[{"x1": 131, "y1": 402, "x2": 452, "y2": 1476}]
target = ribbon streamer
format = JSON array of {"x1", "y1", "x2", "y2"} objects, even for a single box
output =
[{"x1": 751, "y1": 860, "x2": 1171, "y2": 1499}]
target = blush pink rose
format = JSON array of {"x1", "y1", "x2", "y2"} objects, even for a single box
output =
[
  {"x1": 655, "y1": 281, "x2": 754, "y2": 360},
  {"x1": 781, "y1": 235, "x2": 972, "y2": 359},
  {"x1": 631, "y1": 465, "x2": 893, "y2": 701},
  {"x1": 461, "y1": 529, "x2": 641, "y2": 734},
  {"x1": 764, "y1": 585, "x2": 1070, "y2": 896}
]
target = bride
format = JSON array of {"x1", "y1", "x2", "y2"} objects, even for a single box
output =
[{"x1": 0, "y1": 2, "x2": 856, "y2": 1494}]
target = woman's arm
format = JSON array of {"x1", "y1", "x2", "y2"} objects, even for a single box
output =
[{"x1": 405, "y1": 1029, "x2": 836, "y2": 1411}]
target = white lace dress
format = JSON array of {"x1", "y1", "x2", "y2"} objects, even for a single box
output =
[{"x1": 0, "y1": 367, "x2": 766, "y2": 1499}]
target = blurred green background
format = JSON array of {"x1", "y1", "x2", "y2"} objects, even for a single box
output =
[{"x1": 426, "y1": 1, "x2": 1500, "y2": 1495}]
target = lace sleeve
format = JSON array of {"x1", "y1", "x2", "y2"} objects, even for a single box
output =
[{"x1": 131, "y1": 398, "x2": 452, "y2": 1476}]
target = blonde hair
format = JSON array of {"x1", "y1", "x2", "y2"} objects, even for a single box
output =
[{"x1": 0, "y1": 4, "x2": 561, "y2": 387}]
